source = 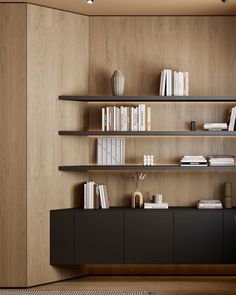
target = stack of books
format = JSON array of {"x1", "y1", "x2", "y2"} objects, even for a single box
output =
[
  {"x1": 84, "y1": 182, "x2": 109, "y2": 209},
  {"x1": 159, "y1": 69, "x2": 189, "y2": 96},
  {"x1": 144, "y1": 202, "x2": 168, "y2": 209},
  {"x1": 208, "y1": 155, "x2": 235, "y2": 166},
  {"x1": 180, "y1": 156, "x2": 207, "y2": 167},
  {"x1": 102, "y1": 105, "x2": 151, "y2": 131},
  {"x1": 228, "y1": 106, "x2": 236, "y2": 131},
  {"x1": 197, "y1": 200, "x2": 223, "y2": 209},
  {"x1": 203, "y1": 123, "x2": 228, "y2": 131},
  {"x1": 97, "y1": 138, "x2": 125, "y2": 165}
]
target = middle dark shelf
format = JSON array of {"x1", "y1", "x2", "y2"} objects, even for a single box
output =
[
  {"x1": 58, "y1": 131, "x2": 236, "y2": 137},
  {"x1": 58, "y1": 165, "x2": 236, "y2": 172}
]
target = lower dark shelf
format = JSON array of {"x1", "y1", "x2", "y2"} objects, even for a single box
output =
[
  {"x1": 58, "y1": 165, "x2": 236, "y2": 172},
  {"x1": 58, "y1": 131, "x2": 236, "y2": 137}
]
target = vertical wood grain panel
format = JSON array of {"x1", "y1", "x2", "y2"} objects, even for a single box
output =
[
  {"x1": 0, "y1": 3, "x2": 27, "y2": 287},
  {"x1": 89, "y1": 17, "x2": 236, "y2": 208},
  {"x1": 89, "y1": 17, "x2": 236, "y2": 96},
  {"x1": 27, "y1": 4, "x2": 89, "y2": 286}
]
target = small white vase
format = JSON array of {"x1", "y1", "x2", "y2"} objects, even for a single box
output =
[{"x1": 111, "y1": 70, "x2": 125, "y2": 96}]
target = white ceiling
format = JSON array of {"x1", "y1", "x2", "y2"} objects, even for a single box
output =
[{"x1": 1, "y1": 0, "x2": 236, "y2": 15}]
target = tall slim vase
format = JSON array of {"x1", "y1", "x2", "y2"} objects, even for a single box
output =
[{"x1": 111, "y1": 70, "x2": 125, "y2": 96}]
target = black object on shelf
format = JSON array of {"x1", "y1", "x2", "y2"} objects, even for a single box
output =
[
  {"x1": 58, "y1": 130, "x2": 236, "y2": 137},
  {"x1": 59, "y1": 95, "x2": 236, "y2": 102},
  {"x1": 191, "y1": 121, "x2": 196, "y2": 131}
]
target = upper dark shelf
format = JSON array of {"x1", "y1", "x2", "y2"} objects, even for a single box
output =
[
  {"x1": 58, "y1": 165, "x2": 236, "y2": 172},
  {"x1": 58, "y1": 131, "x2": 236, "y2": 137},
  {"x1": 59, "y1": 95, "x2": 236, "y2": 102}
]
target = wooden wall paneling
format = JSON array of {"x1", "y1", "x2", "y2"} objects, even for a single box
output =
[
  {"x1": 89, "y1": 17, "x2": 236, "y2": 96},
  {"x1": 0, "y1": 3, "x2": 27, "y2": 287},
  {"x1": 27, "y1": 4, "x2": 89, "y2": 286},
  {"x1": 88, "y1": 102, "x2": 236, "y2": 207}
]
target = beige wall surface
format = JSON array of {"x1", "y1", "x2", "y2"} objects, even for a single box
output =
[
  {"x1": 89, "y1": 16, "x2": 236, "y2": 207},
  {"x1": 0, "y1": 3, "x2": 27, "y2": 287},
  {"x1": 26, "y1": 4, "x2": 89, "y2": 286}
]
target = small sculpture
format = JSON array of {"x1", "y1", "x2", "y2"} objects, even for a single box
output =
[{"x1": 131, "y1": 172, "x2": 147, "y2": 208}]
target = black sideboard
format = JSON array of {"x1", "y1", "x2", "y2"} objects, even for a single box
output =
[{"x1": 50, "y1": 207, "x2": 236, "y2": 265}]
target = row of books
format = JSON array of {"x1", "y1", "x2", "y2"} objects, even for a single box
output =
[
  {"x1": 102, "y1": 105, "x2": 151, "y2": 131},
  {"x1": 197, "y1": 200, "x2": 223, "y2": 209},
  {"x1": 180, "y1": 155, "x2": 235, "y2": 166},
  {"x1": 159, "y1": 69, "x2": 189, "y2": 96},
  {"x1": 84, "y1": 181, "x2": 109, "y2": 209},
  {"x1": 97, "y1": 138, "x2": 125, "y2": 165},
  {"x1": 203, "y1": 106, "x2": 236, "y2": 132}
]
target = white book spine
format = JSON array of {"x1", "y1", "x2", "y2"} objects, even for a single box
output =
[
  {"x1": 90, "y1": 182, "x2": 94, "y2": 209},
  {"x1": 147, "y1": 107, "x2": 151, "y2": 131},
  {"x1": 106, "y1": 107, "x2": 109, "y2": 131},
  {"x1": 122, "y1": 139, "x2": 125, "y2": 164},
  {"x1": 168, "y1": 70, "x2": 172, "y2": 96},
  {"x1": 84, "y1": 183, "x2": 87, "y2": 209},
  {"x1": 102, "y1": 108, "x2": 105, "y2": 131},
  {"x1": 139, "y1": 104, "x2": 146, "y2": 131},
  {"x1": 111, "y1": 139, "x2": 116, "y2": 165},
  {"x1": 116, "y1": 107, "x2": 120, "y2": 131},
  {"x1": 183, "y1": 72, "x2": 189, "y2": 96},
  {"x1": 131, "y1": 107, "x2": 134, "y2": 131},
  {"x1": 159, "y1": 71, "x2": 164, "y2": 96},
  {"x1": 113, "y1": 106, "x2": 116, "y2": 131},
  {"x1": 162, "y1": 69, "x2": 167, "y2": 96},
  {"x1": 102, "y1": 138, "x2": 107, "y2": 165},
  {"x1": 228, "y1": 107, "x2": 236, "y2": 131},
  {"x1": 109, "y1": 107, "x2": 113, "y2": 131},
  {"x1": 103, "y1": 185, "x2": 109, "y2": 209},
  {"x1": 124, "y1": 107, "x2": 128, "y2": 131},
  {"x1": 120, "y1": 106, "x2": 125, "y2": 131},
  {"x1": 106, "y1": 138, "x2": 112, "y2": 165},
  {"x1": 87, "y1": 182, "x2": 90, "y2": 209},
  {"x1": 97, "y1": 138, "x2": 102, "y2": 165},
  {"x1": 116, "y1": 138, "x2": 121, "y2": 164}
]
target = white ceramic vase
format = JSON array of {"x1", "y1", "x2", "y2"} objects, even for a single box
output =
[{"x1": 111, "y1": 70, "x2": 125, "y2": 96}]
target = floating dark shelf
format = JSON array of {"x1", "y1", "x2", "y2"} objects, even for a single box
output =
[
  {"x1": 58, "y1": 165, "x2": 236, "y2": 172},
  {"x1": 59, "y1": 95, "x2": 236, "y2": 102},
  {"x1": 58, "y1": 130, "x2": 236, "y2": 137}
]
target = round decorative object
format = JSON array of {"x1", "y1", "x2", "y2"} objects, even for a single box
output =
[{"x1": 111, "y1": 70, "x2": 125, "y2": 96}]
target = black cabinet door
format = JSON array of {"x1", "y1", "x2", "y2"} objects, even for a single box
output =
[
  {"x1": 224, "y1": 211, "x2": 236, "y2": 263},
  {"x1": 75, "y1": 210, "x2": 124, "y2": 264},
  {"x1": 125, "y1": 210, "x2": 173, "y2": 263},
  {"x1": 174, "y1": 211, "x2": 223, "y2": 264},
  {"x1": 50, "y1": 209, "x2": 75, "y2": 265}
]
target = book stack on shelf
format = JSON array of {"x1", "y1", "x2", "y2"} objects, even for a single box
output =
[
  {"x1": 144, "y1": 202, "x2": 169, "y2": 209},
  {"x1": 102, "y1": 105, "x2": 151, "y2": 131},
  {"x1": 203, "y1": 123, "x2": 228, "y2": 131},
  {"x1": 228, "y1": 106, "x2": 236, "y2": 131},
  {"x1": 180, "y1": 155, "x2": 207, "y2": 167},
  {"x1": 159, "y1": 69, "x2": 189, "y2": 96},
  {"x1": 208, "y1": 155, "x2": 235, "y2": 166},
  {"x1": 197, "y1": 200, "x2": 223, "y2": 209},
  {"x1": 84, "y1": 182, "x2": 109, "y2": 209},
  {"x1": 97, "y1": 138, "x2": 125, "y2": 165}
]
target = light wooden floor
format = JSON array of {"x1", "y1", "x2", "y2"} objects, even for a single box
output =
[{"x1": 30, "y1": 275, "x2": 236, "y2": 295}]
